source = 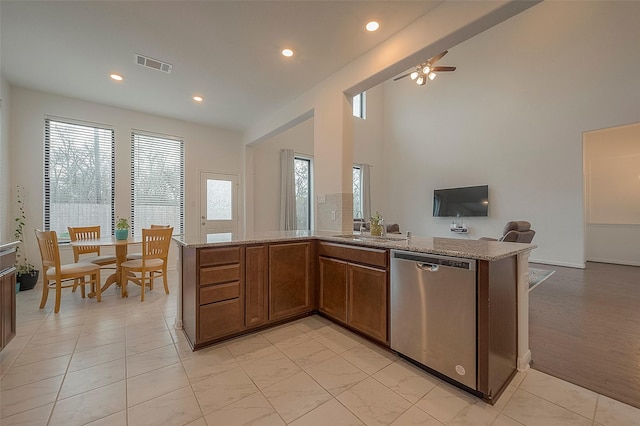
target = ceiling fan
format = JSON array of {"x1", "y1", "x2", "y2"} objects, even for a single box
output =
[{"x1": 393, "y1": 51, "x2": 456, "y2": 86}]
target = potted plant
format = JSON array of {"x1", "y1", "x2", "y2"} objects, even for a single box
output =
[
  {"x1": 14, "y1": 186, "x2": 39, "y2": 290},
  {"x1": 370, "y1": 211, "x2": 384, "y2": 237},
  {"x1": 115, "y1": 217, "x2": 129, "y2": 240}
]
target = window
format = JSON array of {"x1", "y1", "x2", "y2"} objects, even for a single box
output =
[
  {"x1": 44, "y1": 117, "x2": 115, "y2": 241},
  {"x1": 131, "y1": 131, "x2": 184, "y2": 236},
  {"x1": 353, "y1": 92, "x2": 366, "y2": 119},
  {"x1": 294, "y1": 157, "x2": 312, "y2": 230},
  {"x1": 353, "y1": 166, "x2": 363, "y2": 219}
]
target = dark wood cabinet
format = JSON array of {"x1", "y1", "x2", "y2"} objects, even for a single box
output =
[
  {"x1": 245, "y1": 245, "x2": 268, "y2": 328},
  {"x1": 319, "y1": 256, "x2": 347, "y2": 322},
  {"x1": 1, "y1": 246, "x2": 17, "y2": 352},
  {"x1": 269, "y1": 241, "x2": 312, "y2": 320},
  {"x1": 347, "y1": 263, "x2": 387, "y2": 342},
  {"x1": 182, "y1": 246, "x2": 244, "y2": 348},
  {"x1": 317, "y1": 242, "x2": 389, "y2": 344}
]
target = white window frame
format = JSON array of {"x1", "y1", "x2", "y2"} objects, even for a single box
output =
[
  {"x1": 352, "y1": 165, "x2": 363, "y2": 219},
  {"x1": 294, "y1": 155, "x2": 313, "y2": 230},
  {"x1": 44, "y1": 116, "x2": 115, "y2": 241},
  {"x1": 353, "y1": 92, "x2": 366, "y2": 119},
  {"x1": 130, "y1": 130, "x2": 184, "y2": 236}
]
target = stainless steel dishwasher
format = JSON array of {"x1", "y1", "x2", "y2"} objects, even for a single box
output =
[{"x1": 390, "y1": 250, "x2": 477, "y2": 389}]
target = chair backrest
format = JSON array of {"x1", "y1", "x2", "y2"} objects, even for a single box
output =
[
  {"x1": 68, "y1": 225, "x2": 102, "y2": 261},
  {"x1": 499, "y1": 221, "x2": 536, "y2": 243},
  {"x1": 35, "y1": 229, "x2": 61, "y2": 272},
  {"x1": 150, "y1": 224, "x2": 171, "y2": 229},
  {"x1": 141, "y1": 227, "x2": 173, "y2": 262}
]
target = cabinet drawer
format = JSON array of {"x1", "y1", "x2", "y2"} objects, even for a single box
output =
[
  {"x1": 200, "y1": 264, "x2": 240, "y2": 286},
  {"x1": 199, "y1": 247, "x2": 241, "y2": 267},
  {"x1": 199, "y1": 298, "x2": 243, "y2": 341},
  {"x1": 319, "y1": 242, "x2": 387, "y2": 268},
  {"x1": 200, "y1": 282, "x2": 240, "y2": 305}
]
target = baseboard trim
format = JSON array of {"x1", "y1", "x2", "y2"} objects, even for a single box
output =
[
  {"x1": 529, "y1": 258, "x2": 585, "y2": 269},
  {"x1": 517, "y1": 349, "x2": 532, "y2": 372},
  {"x1": 586, "y1": 257, "x2": 640, "y2": 267}
]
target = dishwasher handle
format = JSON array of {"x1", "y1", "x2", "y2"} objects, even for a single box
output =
[{"x1": 416, "y1": 262, "x2": 439, "y2": 272}]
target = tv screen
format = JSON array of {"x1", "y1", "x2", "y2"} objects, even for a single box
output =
[{"x1": 433, "y1": 185, "x2": 489, "y2": 217}]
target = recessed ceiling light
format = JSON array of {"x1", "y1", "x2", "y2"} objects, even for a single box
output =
[
  {"x1": 110, "y1": 73, "x2": 123, "y2": 81},
  {"x1": 281, "y1": 48, "x2": 294, "y2": 58},
  {"x1": 365, "y1": 21, "x2": 380, "y2": 32},
  {"x1": 193, "y1": 95, "x2": 204, "y2": 102}
]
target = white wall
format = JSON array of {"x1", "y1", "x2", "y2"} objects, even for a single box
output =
[
  {"x1": 352, "y1": 85, "x2": 386, "y2": 223},
  {"x1": 250, "y1": 118, "x2": 314, "y2": 232},
  {"x1": 584, "y1": 122, "x2": 640, "y2": 266},
  {"x1": 381, "y1": 1, "x2": 640, "y2": 268},
  {"x1": 245, "y1": 1, "x2": 535, "y2": 232},
  {"x1": 9, "y1": 86, "x2": 243, "y2": 268}
]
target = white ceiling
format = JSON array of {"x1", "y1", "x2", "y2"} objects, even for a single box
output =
[{"x1": 1, "y1": 1, "x2": 443, "y2": 132}]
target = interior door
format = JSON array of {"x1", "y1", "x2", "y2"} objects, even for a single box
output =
[{"x1": 200, "y1": 172, "x2": 238, "y2": 240}]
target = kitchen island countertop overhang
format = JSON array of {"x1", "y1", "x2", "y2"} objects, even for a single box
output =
[{"x1": 172, "y1": 230, "x2": 536, "y2": 262}]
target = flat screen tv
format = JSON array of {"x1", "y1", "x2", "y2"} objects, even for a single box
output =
[{"x1": 433, "y1": 185, "x2": 489, "y2": 217}]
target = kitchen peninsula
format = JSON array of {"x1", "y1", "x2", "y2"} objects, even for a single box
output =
[{"x1": 174, "y1": 231, "x2": 535, "y2": 404}]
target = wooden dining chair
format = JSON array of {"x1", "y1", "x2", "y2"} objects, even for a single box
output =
[
  {"x1": 120, "y1": 227, "x2": 173, "y2": 301},
  {"x1": 68, "y1": 225, "x2": 117, "y2": 266},
  {"x1": 126, "y1": 224, "x2": 171, "y2": 261},
  {"x1": 35, "y1": 229, "x2": 101, "y2": 313}
]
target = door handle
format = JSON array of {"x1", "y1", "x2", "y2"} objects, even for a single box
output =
[{"x1": 416, "y1": 262, "x2": 439, "y2": 272}]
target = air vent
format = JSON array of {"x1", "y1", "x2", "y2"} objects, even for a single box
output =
[{"x1": 134, "y1": 54, "x2": 173, "y2": 74}]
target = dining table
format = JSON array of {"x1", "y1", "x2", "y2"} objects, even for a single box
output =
[{"x1": 70, "y1": 236, "x2": 142, "y2": 297}]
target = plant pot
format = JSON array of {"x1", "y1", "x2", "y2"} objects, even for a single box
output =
[
  {"x1": 370, "y1": 223, "x2": 383, "y2": 236},
  {"x1": 115, "y1": 229, "x2": 128, "y2": 240},
  {"x1": 17, "y1": 270, "x2": 39, "y2": 291}
]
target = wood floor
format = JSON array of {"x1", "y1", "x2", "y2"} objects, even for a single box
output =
[{"x1": 529, "y1": 261, "x2": 640, "y2": 409}]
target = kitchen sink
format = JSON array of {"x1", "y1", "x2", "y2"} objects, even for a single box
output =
[{"x1": 334, "y1": 234, "x2": 407, "y2": 242}]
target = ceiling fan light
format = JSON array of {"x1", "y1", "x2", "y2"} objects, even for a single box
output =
[
  {"x1": 416, "y1": 75, "x2": 424, "y2": 85},
  {"x1": 410, "y1": 71, "x2": 419, "y2": 80},
  {"x1": 422, "y1": 65, "x2": 430, "y2": 74},
  {"x1": 429, "y1": 72, "x2": 436, "y2": 81}
]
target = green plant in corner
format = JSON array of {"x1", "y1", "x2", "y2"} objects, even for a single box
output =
[
  {"x1": 116, "y1": 217, "x2": 130, "y2": 230},
  {"x1": 14, "y1": 186, "x2": 36, "y2": 275}
]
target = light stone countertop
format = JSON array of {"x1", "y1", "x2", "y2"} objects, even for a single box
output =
[{"x1": 173, "y1": 230, "x2": 535, "y2": 261}]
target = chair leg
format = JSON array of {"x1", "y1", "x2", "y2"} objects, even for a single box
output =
[
  {"x1": 163, "y1": 265, "x2": 169, "y2": 295},
  {"x1": 149, "y1": 271, "x2": 154, "y2": 290},
  {"x1": 140, "y1": 273, "x2": 146, "y2": 302},
  {"x1": 39, "y1": 280, "x2": 49, "y2": 309},
  {"x1": 95, "y1": 271, "x2": 102, "y2": 303},
  {"x1": 54, "y1": 280, "x2": 62, "y2": 314},
  {"x1": 80, "y1": 277, "x2": 86, "y2": 299}
]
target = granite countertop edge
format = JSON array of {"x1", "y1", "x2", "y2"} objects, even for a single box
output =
[{"x1": 172, "y1": 232, "x2": 536, "y2": 262}]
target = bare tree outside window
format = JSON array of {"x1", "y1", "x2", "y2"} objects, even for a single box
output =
[
  {"x1": 44, "y1": 119, "x2": 114, "y2": 240},
  {"x1": 353, "y1": 166, "x2": 362, "y2": 219},
  {"x1": 294, "y1": 157, "x2": 311, "y2": 230},
  {"x1": 131, "y1": 132, "x2": 184, "y2": 236}
]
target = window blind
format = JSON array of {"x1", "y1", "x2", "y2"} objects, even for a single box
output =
[
  {"x1": 130, "y1": 131, "x2": 184, "y2": 236},
  {"x1": 44, "y1": 117, "x2": 115, "y2": 241}
]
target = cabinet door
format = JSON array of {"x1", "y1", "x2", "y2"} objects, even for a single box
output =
[
  {"x1": 348, "y1": 263, "x2": 388, "y2": 343},
  {"x1": 245, "y1": 245, "x2": 268, "y2": 328},
  {"x1": 199, "y1": 298, "x2": 243, "y2": 341},
  {"x1": 1, "y1": 270, "x2": 16, "y2": 350},
  {"x1": 319, "y1": 256, "x2": 347, "y2": 322},
  {"x1": 269, "y1": 242, "x2": 311, "y2": 320}
]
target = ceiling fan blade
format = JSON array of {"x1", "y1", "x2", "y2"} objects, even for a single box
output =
[
  {"x1": 428, "y1": 50, "x2": 448, "y2": 65},
  {"x1": 431, "y1": 66, "x2": 456, "y2": 72},
  {"x1": 393, "y1": 72, "x2": 412, "y2": 81}
]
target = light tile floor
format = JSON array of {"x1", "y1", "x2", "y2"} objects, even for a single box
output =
[{"x1": 2, "y1": 272, "x2": 639, "y2": 426}]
